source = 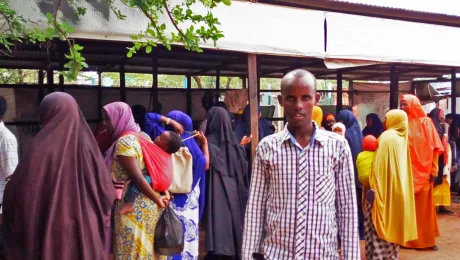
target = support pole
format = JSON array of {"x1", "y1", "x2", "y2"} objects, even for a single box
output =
[
  {"x1": 38, "y1": 69, "x2": 44, "y2": 101},
  {"x1": 248, "y1": 54, "x2": 259, "y2": 160},
  {"x1": 151, "y1": 53, "x2": 159, "y2": 109},
  {"x1": 242, "y1": 77, "x2": 247, "y2": 89},
  {"x1": 349, "y1": 80, "x2": 354, "y2": 106},
  {"x1": 97, "y1": 71, "x2": 102, "y2": 120},
  {"x1": 46, "y1": 68, "x2": 54, "y2": 94},
  {"x1": 389, "y1": 66, "x2": 399, "y2": 109},
  {"x1": 336, "y1": 72, "x2": 343, "y2": 114},
  {"x1": 215, "y1": 69, "x2": 220, "y2": 103},
  {"x1": 452, "y1": 68, "x2": 457, "y2": 114},
  {"x1": 120, "y1": 62, "x2": 126, "y2": 102},
  {"x1": 186, "y1": 75, "x2": 192, "y2": 116},
  {"x1": 410, "y1": 81, "x2": 416, "y2": 95},
  {"x1": 58, "y1": 42, "x2": 65, "y2": 91}
]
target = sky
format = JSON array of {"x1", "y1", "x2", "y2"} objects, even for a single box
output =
[{"x1": 338, "y1": 0, "x2": 460, "y2": 16}]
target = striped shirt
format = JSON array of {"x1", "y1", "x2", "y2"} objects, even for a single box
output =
[
  {"x1": 0, "y1": 121, "x2": 18, "y2": 205},
  {"x1": 242, "y1": 124, "x2": 360, "y2": 260}
]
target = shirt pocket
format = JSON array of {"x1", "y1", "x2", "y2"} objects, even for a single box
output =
[{"x1": 314, "y1": 165, "x2": 335, "y2": 207}]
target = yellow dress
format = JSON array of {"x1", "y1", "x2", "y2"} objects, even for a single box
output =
[
  {"x1": 433, "y1": 144, "x2": 452, "y2": 206},
  {"x1": 370, "y1": 110, "x2": 417, "y2": 245},
  {"x1": 112, "y1": 134, "x2": 163, "y2": 260}
]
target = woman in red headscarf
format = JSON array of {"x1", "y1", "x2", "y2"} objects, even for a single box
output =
[{"x1": 400, "y1": 94, "x2": 443, "y2": 250}]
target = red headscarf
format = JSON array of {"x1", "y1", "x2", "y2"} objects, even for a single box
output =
[
  {"x1": 362, "y1": 135, "x2": 378, "y2": 151},
  {"x1": 401, "y1": 94, "x2": 444, "y2": 193}
]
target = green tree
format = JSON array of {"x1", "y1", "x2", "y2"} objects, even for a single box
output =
[{"x1": 0, "y1": 0, "x2": 230, "y2": 80}]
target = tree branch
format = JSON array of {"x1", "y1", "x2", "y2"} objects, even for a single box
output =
[{"x1": 162, "y1": 0, "x2": 186, "y2": 40}]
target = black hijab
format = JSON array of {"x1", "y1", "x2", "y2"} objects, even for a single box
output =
[{"x1": 429, "y1": 108, "x2": 445, "y2": 139}]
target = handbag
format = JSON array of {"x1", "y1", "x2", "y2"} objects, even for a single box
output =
[{"x1": 168, "y1": 146, "x2": 194, "y2": 194}]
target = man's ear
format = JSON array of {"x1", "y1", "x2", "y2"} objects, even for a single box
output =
[
  {"x1": 315, "y1": 93, "x2": 321, "y2": 104},
  {"x1": 277, "y1": 95, "x2": 283, "y2": 107}
]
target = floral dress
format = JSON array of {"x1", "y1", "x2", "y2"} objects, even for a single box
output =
[{"x1": 112, "y1": 134, "x2": 163, "y2": 260}]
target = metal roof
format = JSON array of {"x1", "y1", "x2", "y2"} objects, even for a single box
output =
[
  {"x1": 1, "y1": 39, "x2": 456, "y2": 82},
  {"x1": 332, "y1": 0, "x2": 460, "y2": 17}
]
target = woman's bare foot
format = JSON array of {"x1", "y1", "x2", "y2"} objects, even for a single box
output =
[{"x1": 119, "y1": 202, "x2": 134, "y2": 214}]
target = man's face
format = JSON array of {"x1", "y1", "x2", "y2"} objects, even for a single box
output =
[
  {"x1": 278, "y1": 81, "x2": 315, "y2": 128},
  {"x1": 438, "y1": 111, "x2": 445, "y2": 124},
  {"x1": 400, "y1": 100, "x2": 409, "y2": 113}
]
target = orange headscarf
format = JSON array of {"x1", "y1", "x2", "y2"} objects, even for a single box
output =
[
  {"x1": 401, "y1": 94, "x2": 444, "y2": 193},
  {"x1": 362, "y1": 135, "x2": 378, "y2": 151}
]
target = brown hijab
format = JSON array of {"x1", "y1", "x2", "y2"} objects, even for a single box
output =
[{"x1": 2, "y1": 92, "x2": 115, "y2": 260}]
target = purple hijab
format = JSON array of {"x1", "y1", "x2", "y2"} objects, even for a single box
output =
[{"x1": 103, "y1": 102, "x2": 141, "y2": 169}]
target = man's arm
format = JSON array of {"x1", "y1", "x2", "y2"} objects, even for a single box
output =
[
  {"x1": 242, "y1": 144, "x2": 269, "y2": 259},
  {"x1": 0, "y1": 138, "x2": 18, "y2": 180},
  {"x1": 335, "y1": 141, "x2": 360, "y2": 259}
]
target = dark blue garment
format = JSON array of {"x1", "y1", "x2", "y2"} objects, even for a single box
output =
[
  {"x1": 336, "y1": 109, "x2": 364, "y2": 240},
  {"x1": 234, "y1": 105, "x2": 274, "y2": 142},
  {"x1": 362, "y1": 113, "x2": 384, "y2": 138},
  {"x1": 144, "y1": 112, "x2": 207, "y2": 219}
]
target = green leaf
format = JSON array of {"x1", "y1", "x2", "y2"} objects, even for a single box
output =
[
  {"x1": 77, "y1": 7, "x2": 87, "y2": 16},
  {"x1": 222, "y1": 0, "x2": 231, "y2": 6},
  {"x1": 145, "y1": 45, "x2": 152, "y2": 53},
  {"x1": 127, "y1": 51, "x2": 133, "y2": 58}
]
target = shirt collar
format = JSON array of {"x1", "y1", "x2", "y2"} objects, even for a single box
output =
[
  {"x1": 280, "y1": 122, "x2": 326, "y2": 148},
  {"x1": 0, "y1": 122, "x2": 4, "y2": 129}
]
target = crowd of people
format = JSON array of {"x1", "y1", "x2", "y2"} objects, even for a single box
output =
[{"x1": 0, "y1": 69, "x2": 458, "y2": 260}]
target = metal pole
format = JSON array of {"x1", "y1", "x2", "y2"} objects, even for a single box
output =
[{"x1": 336, "y1": 72, "x2": 343, "y2": 114}]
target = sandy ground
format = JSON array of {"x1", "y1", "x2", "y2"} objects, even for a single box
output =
[
  {"x1": 200, "y1": 196, "x2": 460, "y2": 260},
  {"x1": 359, "y1": 195, "x2": 460, "y2": 260}
]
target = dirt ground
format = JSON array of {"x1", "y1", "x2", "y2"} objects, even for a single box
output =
[
  {"x1": 360, "y1": 195, "x2": 460, "y2": 260},
  {"x1": 200, "y1": 196, "x2": 460, "y2": 260}
]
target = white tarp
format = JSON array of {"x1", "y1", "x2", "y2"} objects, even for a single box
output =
[
  {"x1": 12, "y1": 0, "x2": 325, "y2": 58},
  {"x1": 326, "y1": 12, "x2": 460, "y2": 67}
]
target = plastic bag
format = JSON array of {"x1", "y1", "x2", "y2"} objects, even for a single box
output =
[{"x1": 154, "y1": 206, "x2": 184, "y2": 256}]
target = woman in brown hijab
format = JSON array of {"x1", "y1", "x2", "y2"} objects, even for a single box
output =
[{"x1": 2, "y1": 92, "x2": 116, "y2": 259}]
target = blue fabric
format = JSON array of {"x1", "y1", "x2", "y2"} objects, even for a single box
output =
[
  {"x1": 144, "y1": 112, "x2": 165, "y2": 139},
  {"x1": 336, "y1": 110, "x2": 363, "y2": 185},
  {"x1": 144, "y1": 112, "x2": 207, "y2": 219},
  {"x1": 234, "y1": 105, "x2": 274, "y2": 142},
  {"x1": 362, "y1": 113, "x2": 384, "y2": 138}
]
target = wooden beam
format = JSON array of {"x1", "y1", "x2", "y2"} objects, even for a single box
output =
[
  {"x1": 349, "y1": 80, "x2": 354, "y2": 106},
  {"x1": 242, "y1": 77, "x2": 247, "y2": 89},
  {"x1": 336, "y1": 72, "x2": 343, "y2": 113},
  {"x1": 215, "y1": 69, "x2": 220, "y2": 103},
  {"x1": 410, "y1": 81, "x2": 416, "y2": 95},
  {"x1": 248, "y1": 54, "x2": 259, "y2": 161},
  {"x1": 46, "y1": 68, "x2": 54, "y2": 94},
  {"x1": 186, "y1": 75, "x2": 192, "y2": 116},
  {"x1": 38, "y1": 69, "x2": 44, "y2": 101},
  {"x1": 389, "y1": 66, "x2": 399, "y2": 109},
  {"x1": 97, "y1": 71, "x2": 102, "y2": 120},
  {"x1": 151, "y1": 53, "x2": 159, "y2": 109},
  {"x1": 58, "y1": 42, "x2": 65, "y2": 91},
  {"x1": 452, "y1": 68, "x2": 457, "y2": 114},
  {"x1": 120, "y1": 62, "x2": 126, "y2": 102}
]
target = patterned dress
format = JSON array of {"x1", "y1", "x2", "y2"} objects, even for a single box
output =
[{"x1": 112, "y1": 134, "x2": 163, "y2": 260}]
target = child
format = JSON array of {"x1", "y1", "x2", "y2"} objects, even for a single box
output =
[
  {"x1": 357, "y1": 135, "x2": 378, "y2": 189},
  {"x1": 120, "y1": 131, "x2": 182, "y2": 214},
  {"x1": 332, "y1": 122, "x2": 346, "y2": 137}
]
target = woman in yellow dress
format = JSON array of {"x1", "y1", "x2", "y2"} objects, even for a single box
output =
[
  {"x1": 102, "y1": 102, "x2": 179, "y2": 259},
  {"x1": 365, "y1": 109, "x2": 417, "y2": 259}
]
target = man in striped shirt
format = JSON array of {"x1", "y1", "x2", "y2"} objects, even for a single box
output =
[{"x1": 242, "y1": 70, "x2": 360, "y2": 259}]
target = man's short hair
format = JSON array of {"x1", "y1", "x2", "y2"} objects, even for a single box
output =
[
  {"x1": 0, "y1": 96, "x2": 7, "y2": 119},
  {"x1": 166, "y1": 131, "x2": 182, "y2": 154}
]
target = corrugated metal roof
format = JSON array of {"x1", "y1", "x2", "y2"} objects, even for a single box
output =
[{"x1": 332, "y1": 0, "x2": 460, "y2": 17}]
